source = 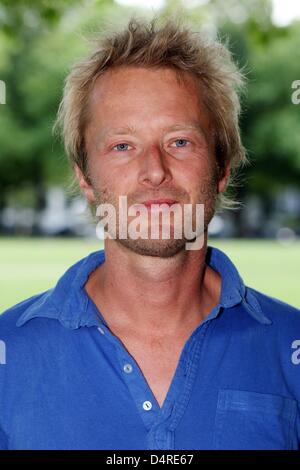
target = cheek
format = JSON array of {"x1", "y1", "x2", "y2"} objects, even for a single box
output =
[
  {"x1": 183, "y1": 165, "x2": 218, "y2": 199},
  {"x1": 87, "y1": 156, "x2": 111, "y2": 189},
  {"x1": 89, "y1": 166, "x2": 133, "y2": 204},
  {"x1": 180, "y1": 160, "x2": 215, "y2": 186},
  {"x1": 108, "y1": 159, "x2": 140, "y2": 190}
]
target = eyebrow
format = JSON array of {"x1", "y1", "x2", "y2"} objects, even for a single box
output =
[{"x1": 96, "y1": 122, "x2": 208, "y2": 145}]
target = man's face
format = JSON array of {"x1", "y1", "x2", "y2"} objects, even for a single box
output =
[{"x1": 79, "y1": 65, "x2": 227, "y2": 257}]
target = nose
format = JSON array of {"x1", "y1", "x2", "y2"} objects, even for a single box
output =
[{"x1": 137, "y1": 144, "x2": 172, "y2": 187}]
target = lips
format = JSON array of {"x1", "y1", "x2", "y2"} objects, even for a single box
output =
[{"x1": 142, "y1": 199, "x2": 178, "y2": 207}]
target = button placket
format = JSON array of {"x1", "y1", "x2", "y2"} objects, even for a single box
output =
[{"x1": 114, "y1": 344, "x2": 160, "y2": 428}]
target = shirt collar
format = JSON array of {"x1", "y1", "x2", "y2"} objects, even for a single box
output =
[
  {"x1": 205, "y1": 246, "x2": 272, "y2": 325},
  {"x1": 16, "y1": 245, "x2": 272, "y2": 329}
]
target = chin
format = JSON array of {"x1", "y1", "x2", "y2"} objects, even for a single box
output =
[{"x1": 116, "y1": 237, "x2": 188, "y2": 258}]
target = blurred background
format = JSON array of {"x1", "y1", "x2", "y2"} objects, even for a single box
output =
[{"x1": 0, "y1": 0, "x2": 299, "y2": 310}]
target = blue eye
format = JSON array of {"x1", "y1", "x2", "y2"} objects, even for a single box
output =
[
  {"x1": 173, "y1": 139, "x2": 190, "y2": 147},
  {"x1": 113, "y1": 143, "x2": 130, "y2": 151}
]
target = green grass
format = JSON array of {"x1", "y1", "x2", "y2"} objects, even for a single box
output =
[{"x1": 0, "y1": 237, "x2": 299, "y2": 312}]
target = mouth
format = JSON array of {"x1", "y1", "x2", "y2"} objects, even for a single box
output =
[{"x1": 141, "y1": 199, "x2": 179, "y2": 208}]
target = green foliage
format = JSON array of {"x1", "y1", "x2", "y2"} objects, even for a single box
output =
[
  {"x1": 0, "y1": 0, "x2": 114, "y2": 206},
  {"x1": 246, "y1": 24, "x2": 300, "y2": 192}
]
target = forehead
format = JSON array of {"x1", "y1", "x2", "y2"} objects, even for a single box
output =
[
  {"x1": 93, "y1": 64, "x2": 198, "y2": 92},
  {"x1": 89, "y1": 65, "x2": 203, "y2": 110},
  {"x1": 85, "y1": 65, "x2": 211, "y2": 135}
]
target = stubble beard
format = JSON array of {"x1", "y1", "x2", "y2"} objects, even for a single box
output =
[{"x1": 92, "y1": 175, "x2": 218, "y2": 258}]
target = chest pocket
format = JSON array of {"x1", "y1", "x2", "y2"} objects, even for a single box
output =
[{"x1": 213, "y1": 389, "x2": 298, "y2": 450}]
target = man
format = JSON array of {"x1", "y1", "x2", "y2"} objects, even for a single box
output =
[{"x1": 0, "y1": 17, "x2": 299, "y2": 450}]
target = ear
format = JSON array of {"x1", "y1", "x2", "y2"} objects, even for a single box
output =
[
  {"x1": 74, "y1": 165, "x2": 96, "y2": 204},
  {"x1": 217, "y1": 162, "x2": 231, "y2": 194}
]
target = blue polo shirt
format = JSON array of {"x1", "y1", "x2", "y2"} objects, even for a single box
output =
[{"x1": 0, "y1": 245, "x2": 300, "y2": 450}]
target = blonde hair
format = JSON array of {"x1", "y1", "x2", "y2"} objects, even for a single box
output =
[{"x1": 54, "y1": 15, "x2": 248, "y2": 210}]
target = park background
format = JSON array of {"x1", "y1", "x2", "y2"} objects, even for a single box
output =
[{"x1": 0, "y1": 0, "x2": 299, "y2": 311}]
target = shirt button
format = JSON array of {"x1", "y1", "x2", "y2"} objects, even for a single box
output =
[
  {"x1": 123, "y1": 363, "x2": 133, "y2": 374},
  {"x1": 98, "y1": 327, "x2": 105, "y2": 335},
  {"x1": 142, "y1": 401, "x2": 152, "y2": 411}
]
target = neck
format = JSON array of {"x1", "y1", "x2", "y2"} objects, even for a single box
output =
[{"x1": 85, "y1": 236, "x2": 221, "y2": 336}]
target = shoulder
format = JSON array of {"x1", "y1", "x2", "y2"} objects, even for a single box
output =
[
  {"x1": 248, "y1": 286, "x2": 300, "y2": 325},
  {"x1": 0, "y1": 291, "x2": 49, "y2": 329},
  {"x1": 246, "y1": 286, "x2": 300, "y2": 354},
  {"x1": 0, "y1": 248, "x2": 104, "y2": 339},
  {"x1": 0, "y1": 290, "x2": 55, "y2": 348}
]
